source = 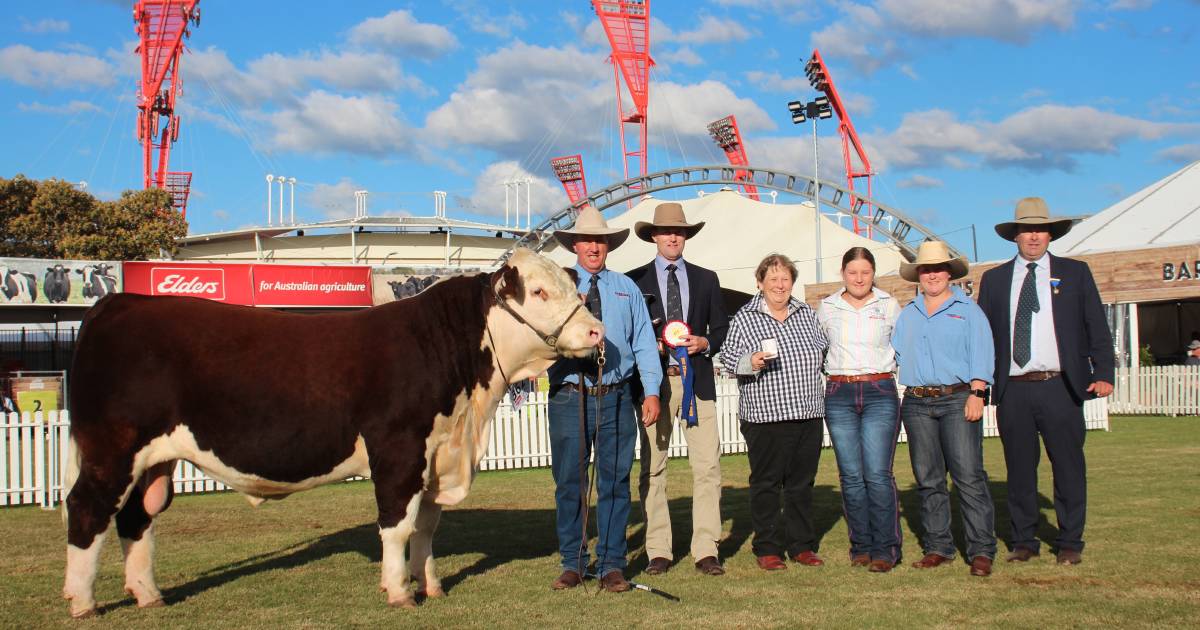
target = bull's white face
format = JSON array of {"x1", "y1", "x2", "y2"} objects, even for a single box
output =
[{"x1": 499, "y1": 249, "x2": 603, "y2": 359}]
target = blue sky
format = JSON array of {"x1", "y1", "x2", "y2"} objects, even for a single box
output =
[{"x1": 2, "y1": 0, "x2": 1198, "y2": 262}]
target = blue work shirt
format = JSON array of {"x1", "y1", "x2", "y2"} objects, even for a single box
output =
[
  {"x1": 547, "y1": 265, "x2": 662, "y2": 394},
  {"x1": 892, "y1": 286, "x2": 994, "y2": 387}
]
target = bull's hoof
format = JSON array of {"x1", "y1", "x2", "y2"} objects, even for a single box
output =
[
  {"x1": 420, "y1": 587, "x2": 446, "y2": 599},
  {"x1": 138, "y1": 598, "x2": 166, "y2": 609},
  {"x1": 70, "y1": 606, "x2": 97, "y2": 620},
  {"x1": 387, "y1": 597, "x2": 418, "y2": 609}
]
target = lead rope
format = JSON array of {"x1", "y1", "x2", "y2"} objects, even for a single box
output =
[{"x1": 575, "y1": 344, "x2": 606, "y2": 592}]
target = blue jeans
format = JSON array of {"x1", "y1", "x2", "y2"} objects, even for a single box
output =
[
  {"x1": 548, "y1": 382, "x2": 638, "y2": 576},
  {"x1": 901, "y1": 390, "x2": 996, "y2": 561},
  {"x1": 825, "y1": 378, "x2": 902, "y2": 563}
]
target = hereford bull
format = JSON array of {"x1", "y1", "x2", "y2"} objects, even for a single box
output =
[{"x1": 62, "y1": 248, "x2": 601, "y2": 618}]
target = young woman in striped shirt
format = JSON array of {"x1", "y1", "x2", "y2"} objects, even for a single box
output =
[{"x1": 816, "y1": 247, "x2": 903, "y2": 573}]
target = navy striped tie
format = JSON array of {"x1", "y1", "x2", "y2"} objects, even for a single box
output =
[{"x1": 1013, "y1": 262, "x2": 1040, "y2": 367}]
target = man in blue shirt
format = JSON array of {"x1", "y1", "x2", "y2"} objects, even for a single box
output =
[
  {"x1": 892, "y1": 240, "x2": 997, "y2": 577},
  {"x1": 547, "y1": 206, "x2": 662, "y2": 593}
]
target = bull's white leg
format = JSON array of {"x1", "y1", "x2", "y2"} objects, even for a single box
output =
[
  {"x1": 379, "y1": 492, "x2": 423, "y2": 608},
  {"x1": 64, "y1": 531, "x2": 107, "y2": 618},
  {"x1": 120, "y1": 524, "x2": 164, "y2": 608},
  {"x1": 408, "y1": 498, "x2": 445, "y2": 598}
]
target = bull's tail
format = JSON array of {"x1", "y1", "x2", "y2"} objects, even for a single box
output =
[{"x1": 60, "y1": 434, "x2": 81, "y2": 527}]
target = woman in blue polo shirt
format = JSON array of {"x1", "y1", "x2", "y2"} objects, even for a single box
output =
[{"x1": 892, "y1": 240, "x2": 997, "y2": 578}]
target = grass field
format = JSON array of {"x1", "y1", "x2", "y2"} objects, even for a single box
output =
[{"x1": 3, "y1": 416, "x2": 1198, "y2": 628}]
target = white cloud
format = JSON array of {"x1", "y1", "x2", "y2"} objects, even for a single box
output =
[
  {"x1": 865, "y1": 105, "x2": 1199, "y2": 172},
  {"x1": 661, "y1": 47, "x2": 704, "y2": 66},
  {"x1": 348, "y1": 10, "x2": 458, "y2": 59},
  {"x1": 668, "y1": 15, "x2": 752, "y2": 45},
  {"x1": 455, "y1": 161, "x2": 568, "y2": 220},
  {"x1": 0, "y1": 44, "x2": 114, "y2": 88},
  {"x1": 266, "y1": 91, "x2": 412, "y2": 157},
  {"x1": 188, "y1": 47, "x2": 428, "y2": 108},
  {"x1": 879, "y1": 0, "x2": 1076, "y2": 43},
  {"x1": 813, "y1": 0, "x2": 1080, "y2": 74},
  {"x1": 652, "y1": 80, "x2": 776, "y2": 137},
  {"x1": 20, "y1": 17, "x2": 69, "y2": 34},
  {"x1": 897, "y1": 174, "x2": 944, "y2": 189},
  {"x1": 1155, "y1": 143, "x2": 1200, "y2": 164},
  {"x1": 306, "y1": 177, "x2": 361, "y2": 219},
  {"x1": 745, "y1": 70, "x2": 811, "y2": 93},
  {"x1": 17, "y1": 100, "x2": 100, "y2": 115}
]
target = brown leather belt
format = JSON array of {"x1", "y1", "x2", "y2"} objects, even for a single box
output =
[
  {"x1": 666, "y1": 365, "x2": 681, "y2": 377},
  {"x1": 1009, "y1": 370, "x2": 1061, "y2": 382},
  {"x1": 828, "y1": 373, "x2": 893, "y2": 383},
  {"x1": 905, "y1": 383, "x2": 970, "y2": 398},
  {"x1": 552, "y1": 380, "x2": 627, "y2": 397}
]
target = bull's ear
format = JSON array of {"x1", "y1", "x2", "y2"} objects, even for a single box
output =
[
  {"x1": 75, "y1": 269, "x2": 83, "y2": 274},
  {"x1": 493, "y1": 264, "x2": 524, "y2": 305},
  {"x1": 563, "y1": 267, "x2": 580, "y2": 285}
]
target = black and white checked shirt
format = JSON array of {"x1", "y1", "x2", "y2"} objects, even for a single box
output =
[{"x1": 720, "y1": 293, "x2": 828, "y2": 423}]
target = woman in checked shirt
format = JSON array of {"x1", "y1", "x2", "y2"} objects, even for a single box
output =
[
  {"x1": 816, "y1": 247, "x2": 903, "y2": 573},
  {"x1": 720, "y1": 254, "x2": 828, "y2": 571}
]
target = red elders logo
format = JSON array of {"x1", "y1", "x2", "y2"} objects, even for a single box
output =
[{"x1": 151, "y1": 268, "x2": 226, "y2": 300}]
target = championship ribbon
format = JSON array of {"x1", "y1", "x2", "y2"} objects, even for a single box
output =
[{"x1": 663, "y1": 320, "x2": 698, "y2": 427}]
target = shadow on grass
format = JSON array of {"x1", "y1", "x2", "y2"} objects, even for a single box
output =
[{"x1": 897, "y1": 479, "x2": 1055, "y2": 562}]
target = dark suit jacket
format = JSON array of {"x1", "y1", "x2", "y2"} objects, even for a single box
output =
[
  {"x1": 626, "y1": 259, "x2": 729, "y2": 401},
  {"x1": 976, "y1": 253, "x2": 1115, "y2": 404}
]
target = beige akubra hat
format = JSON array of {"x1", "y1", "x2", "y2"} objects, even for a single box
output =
[
  {"x1": 553, "y1": 205, "x2": 630, "y2": 250},
  {"x1": 899, "y1": 240, "x2": 970, "y2": 282},
  {"x1": 633, "y1": 202, "x2": 706, "y2": 242},
  {"x1": 994, "y1": 197, "x2": 1074, "y2": 242}
]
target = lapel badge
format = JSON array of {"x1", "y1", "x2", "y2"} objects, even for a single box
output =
[{"x1": 1050, "y1": 277, "x2": 1061, "y2": 295}]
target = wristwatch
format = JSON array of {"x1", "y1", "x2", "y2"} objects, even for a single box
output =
[{"x1": 970, "y1": 388, "x2": 990, "y2": 404}]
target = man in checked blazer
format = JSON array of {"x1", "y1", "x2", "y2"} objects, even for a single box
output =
[
  {"x1": 626, "y1": 202, "x2": 729, "y2": 577},
  {"x1": 976, "y1": 197, "x2": 1115, "y2": 566}
]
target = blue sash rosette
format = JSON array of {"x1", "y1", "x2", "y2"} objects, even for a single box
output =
[{"x1": 663, "y1": 320, "x2": 698, "y2": 427}]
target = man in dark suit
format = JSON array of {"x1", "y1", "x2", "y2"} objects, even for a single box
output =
[
  {"x1": 626, "y1": 202, "x2": 729, "y2": 577},
  {"x1": 976, "y1": 197, "x2": 1114, "y2": 566}
]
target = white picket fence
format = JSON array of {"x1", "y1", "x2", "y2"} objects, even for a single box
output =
[
  {"x1": 3, "y1": 376, "x2": 1113, "y2": 509},
  {"x1": 1109, "y1": 365, "x2": 1200, "y2": 416}
]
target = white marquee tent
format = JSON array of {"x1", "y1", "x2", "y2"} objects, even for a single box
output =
[{"x1": 546, "y1": 189, "x2": 907, "y2": 296}]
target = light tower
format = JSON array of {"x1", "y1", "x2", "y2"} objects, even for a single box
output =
[
  {"x1": 803, "y1": 49, "x2": 875, "y2": 236},
  {"x1": 134, "y1": 0, "x2": 200, "y2": 219},
  {"x1": 593, "y1": 0, "x2": 653, "y2": 196},
  {"x1": 707, "y1": 115, "x2": 760, "y2": 201},
  {"x1": 550, "y1": 154, "x2": 588, "y2": 204}
]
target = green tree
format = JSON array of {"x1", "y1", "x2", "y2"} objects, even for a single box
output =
[
  {"x1": 60, "y1": 188, "x2": 187, "y2": 260},
  {"x1": 0, "y1": 175, "x2": 39, "y2": 256},
  {"x1": 6, "y1": 178, "x2": 95, "y2": 258},
  {"x1": 0, "y1": 176, "x2": 188, "y2": 260}
]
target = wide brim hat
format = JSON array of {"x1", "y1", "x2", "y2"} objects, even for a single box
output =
[
  {"x1": 1189, "y1": 340, "x2": 1200, "y2": 351},
  {"x1": 899, "y1": 240, "x2": 970, "y2": 282},
  {"x1": 994, "y1": 197, "x2": 1074, "y2": 242},
  {"x1": 634, "y1": 202, "x2": 705, "y2": 242},
  {"x1": 553, "y1": 205, "x2": 629, "y2": 250}
]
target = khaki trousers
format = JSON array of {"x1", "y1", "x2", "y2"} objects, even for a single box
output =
[{"x1": 638, "y1": 374, "x2": 722, "y2": 561}]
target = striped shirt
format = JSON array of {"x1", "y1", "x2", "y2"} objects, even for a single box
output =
[
  {"x1": 817, "y1": 287, "x2": 900, "y2": 376},
  {"x1": 720, "y1": 293, "x2": 828, "y2": 423}
]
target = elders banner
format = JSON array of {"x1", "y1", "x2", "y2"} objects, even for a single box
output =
[{"x1": 122, "y1": 262, "x2": 372, "y2": 307}]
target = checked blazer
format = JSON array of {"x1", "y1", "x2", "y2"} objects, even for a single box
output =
[
  {"x1": 976, "y1": 253, "x2": 1115, "y2": 404},
  {"x1": 626, "y1": 260, "x2": 729, "y2": 401}
]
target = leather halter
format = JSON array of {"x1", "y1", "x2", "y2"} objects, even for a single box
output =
[{"x1": 492, "y1": 286, "x2": 586, "y2": 349}]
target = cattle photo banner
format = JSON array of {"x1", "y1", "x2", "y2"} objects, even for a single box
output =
[{"x1": 0, "y1": 257, "x2": 122, "y2": 306}]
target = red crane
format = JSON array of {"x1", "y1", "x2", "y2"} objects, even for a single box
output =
[
  {"x1": 707, "y1": 115, "x2": 760, "y2": 201},
  {"x1": 134, "y1": 0, "x2": 200, "y2": 219},
  {"x1": 592, "y1": 0, "x2": 652, "y2": 194},
  {"x1": 550, "y1": 154, "x2": 589, "y2": 204},
  {"x1": 804, "y1": 49, "x2": 873, "y2": 236}
]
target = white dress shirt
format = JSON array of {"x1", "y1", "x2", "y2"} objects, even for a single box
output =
[
  {"x1": 1008, "y1": 253, "x2": 1061, "y2": 375},
  {"x1": 817, "y1": 287, "x2": 899, "y2": 375}
]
